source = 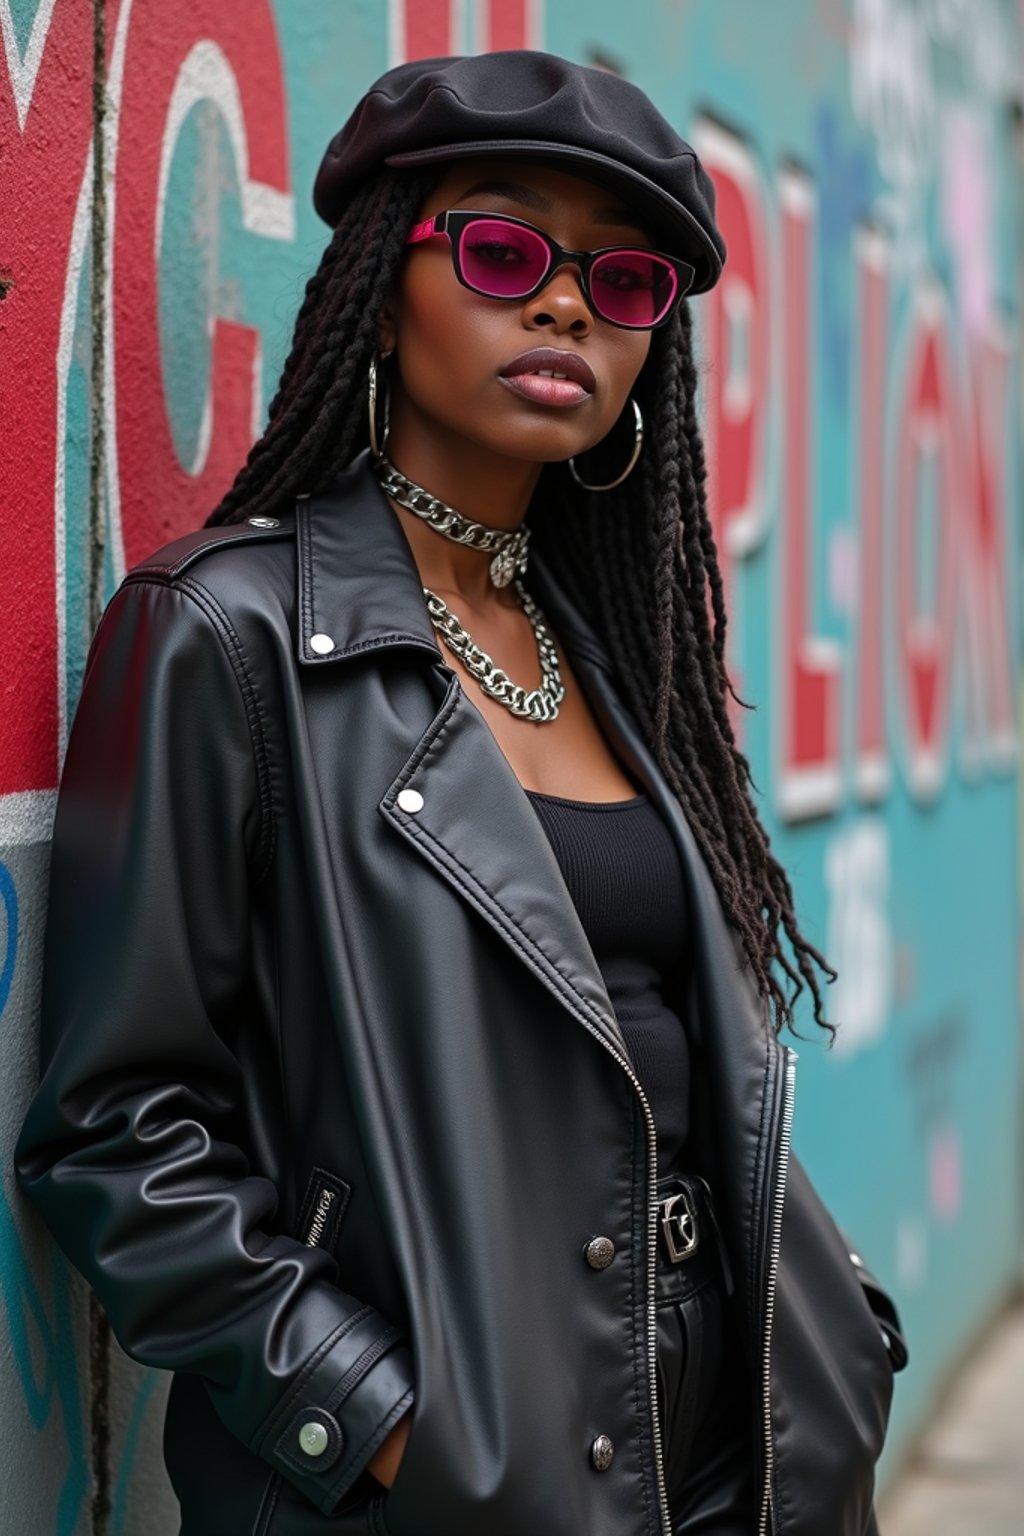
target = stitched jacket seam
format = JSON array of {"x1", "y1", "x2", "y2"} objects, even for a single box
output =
[
  {"x1": 299, "y1": 503, "x2": 316, "y2": 647},
  {"x1": 120, "y1": 574, "x2": 275, "y2": 882},
  {"x1": 182, "y1": 575, "x2": 277, "y2": 883},
  {"x1": 323, "y1": 1326, "x2": 403, "y2": 1414}
]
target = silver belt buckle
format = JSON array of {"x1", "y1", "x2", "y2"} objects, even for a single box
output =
[{"x1": 659, "y1": 1185, "x2": 700, "y2": 1263}]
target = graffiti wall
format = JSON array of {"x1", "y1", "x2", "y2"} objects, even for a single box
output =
[{"x1": 2, "y1": 0, "x2": 1020, "y2": 1528}]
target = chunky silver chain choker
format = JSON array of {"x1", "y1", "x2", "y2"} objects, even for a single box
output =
[
  {"x1": 374, "y1": 456, "x2": 564, "y2": 723},
  {"x1": 373, "y1": 454, "x2": 531, "y2": 589}
]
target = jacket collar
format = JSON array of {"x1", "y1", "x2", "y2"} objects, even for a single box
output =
[
  {"x1": 295, "y1": 450, "x2": 444, "y2": 667},
  {"x1": 294, "y1": 449, "x2": 615, "y2": 679}
]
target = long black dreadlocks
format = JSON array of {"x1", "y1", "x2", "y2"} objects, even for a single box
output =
[{"x1": 205, "y1": 166, "x2": 838, "y2": 1045}]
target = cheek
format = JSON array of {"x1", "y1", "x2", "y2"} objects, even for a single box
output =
[
  {"x1": 395, "y1": 270, "x2": 492, "y2": 403},
  {"x1": 620, "y1": 335, "x2": 652, "y2": 395},
  {"x1": 598, "y1": 336, "x2": 651, "y2": 427}
]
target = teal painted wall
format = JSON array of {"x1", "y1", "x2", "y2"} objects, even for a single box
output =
[{"x1": 3, "y1": 1, "x2": 1021, "y2": 1527}]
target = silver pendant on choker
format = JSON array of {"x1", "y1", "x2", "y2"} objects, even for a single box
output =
[{"x1": 373, "y1": 455, "x2": 530, "y2": 591}]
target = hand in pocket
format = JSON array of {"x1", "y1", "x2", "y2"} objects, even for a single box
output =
[{"x1": 367, "y1": 1405, "x2": 413, "y2": 1489}]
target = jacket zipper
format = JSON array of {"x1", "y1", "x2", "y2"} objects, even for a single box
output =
[{"x1": 756, "y1": 1045, "x2": 798, "y2": 1536}]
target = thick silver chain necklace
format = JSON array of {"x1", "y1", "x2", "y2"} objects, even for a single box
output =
[{"x1": 373, "y1": 455, "x2": 565, "y2": 723}]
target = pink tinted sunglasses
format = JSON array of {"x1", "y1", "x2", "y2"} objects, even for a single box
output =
[{"x1": 406, "y1": 209, "x2": 696, "y2": 330}]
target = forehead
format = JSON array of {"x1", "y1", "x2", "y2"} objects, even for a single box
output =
[{"x1": 425, "y1": 156, "x2": 652, "y2": 235}]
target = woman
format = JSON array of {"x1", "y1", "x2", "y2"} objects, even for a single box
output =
[{"x1": 14, "y1": 50, "x2": 906, "y2": 1536}]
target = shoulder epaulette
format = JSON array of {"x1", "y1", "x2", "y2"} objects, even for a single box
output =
[{"x1": 126, "y1": 511, "x2": 294, "y2": 583}]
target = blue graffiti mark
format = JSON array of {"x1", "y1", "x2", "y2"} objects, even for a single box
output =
[
  {"x1": 814, "y1": 100, "x2": 875, "y2": 409},
  {"x1": 110, "y1": 1369, "x2": 164, "y2": 1536},
  {"x1": 0, "y1": 862, "x2": 17, "y2": 1019},
  {"x1": 0, "y1": 862, "x2": 164, "y2": 1530},
  {"x1": 0, "y1": 1186, "x2": 88, "y2": 1533},
  {"x1": 0, "y1": 859, "x2": 85, "y2": 1531}
]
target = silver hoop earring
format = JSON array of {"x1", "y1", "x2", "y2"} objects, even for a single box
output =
[
  {"x1": 368, "y1": 351, "x2": 392, "y2": 461},
  {"x1": 567, "y1": 397, "x2": 644, "y2": 492}
]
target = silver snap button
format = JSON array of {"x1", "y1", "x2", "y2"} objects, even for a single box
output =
[
  {"x1": 247, "y1": 516, "x2": 280, "y2": 528},
  {"x1": 299, "y1": 1421, "x2": 329, "y2": 1457},
  {"x1": 590, "y1": 1434, "x2": 614, "y2": 1471},
  {"x1": 584, "y1": 1236, "x2": 615, "y2": 1270},
  {"x1": 309, "y1": 633, "x2": 335, "y2": 655},
  {"x1": 849, "y1": 1252, "x2": 863, "y2": 1268},
  {"x1": 397, "y1": 788, "x2": 424, "y2": 814},
  {"x1": 880, "y1": 1328, "x2": 891, "y2": 1351}
]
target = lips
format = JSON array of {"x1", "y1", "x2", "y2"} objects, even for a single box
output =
[
  {"x1": 499, "y1": 347, "x2": 596, "y2": 394},
  {"x1": 498, "y1": 346, "x2": 596, "y2": 410}
]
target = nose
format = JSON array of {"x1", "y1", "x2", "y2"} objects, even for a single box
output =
[{"x1": 521, "y1": 261, "x2": 594, "y2": 336}]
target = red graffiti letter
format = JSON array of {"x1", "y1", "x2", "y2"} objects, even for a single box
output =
[
  {"x1": 693, "y1": 118, "x2": 771, "y2": 744},
  {"x1": 893, "y1": 283, "x2": 959, "y2": 799},
  {"x1": 111, "y1": 0, "x2": 293, "y2": 570},
  {"x1": 0, "y1": 2, "x2": 118, "y2": 797},
  {"x1": 481, "y1": 0, "x2": 534, "y2": 50},
  {"x1": 776, "y1": 167, "x2": 842, "y2": 821},
  {"x1": 396, "y1": 1, "x2": 459, "y2": 61},
  {"x1": 959, "y1": 325, "x2": 1015, "y2": 770},
  {"x1": 853, "y1": 225, "x2": 891, "y2": 802}
]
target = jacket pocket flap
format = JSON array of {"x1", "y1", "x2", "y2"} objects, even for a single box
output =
[{"x1": 850, "y1": 1251, "x2": 909, "y2": 1372}]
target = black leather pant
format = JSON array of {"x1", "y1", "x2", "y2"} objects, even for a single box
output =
[{"x1": 655, "y1": 1176, "x2": 757, "y2": 1535}]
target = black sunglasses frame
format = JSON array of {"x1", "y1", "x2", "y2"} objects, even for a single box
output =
[{"x1": 406, "y1": 208, "x2": 697, "y2": 330}]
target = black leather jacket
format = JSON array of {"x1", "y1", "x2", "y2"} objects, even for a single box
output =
[{"x1": 14, "y1": 449, "x2": 907, "y2": 1536}]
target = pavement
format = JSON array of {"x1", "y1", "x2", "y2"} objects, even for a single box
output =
[{"x1": 876, "y1": 1296, "x2": 1024, "y2": 1536}]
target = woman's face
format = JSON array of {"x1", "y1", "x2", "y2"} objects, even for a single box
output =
[{"x1": 379, "y1": 157, "x2": 655, "y2": 470}]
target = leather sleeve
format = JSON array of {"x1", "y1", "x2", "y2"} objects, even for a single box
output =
[{"x1": 13, "y1": 577, "x2": 414, "y2": 1516}]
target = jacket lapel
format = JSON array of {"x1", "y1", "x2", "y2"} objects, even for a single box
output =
[{"x1": 379, "y1": 668, "x2": 634, "y2": 1067}]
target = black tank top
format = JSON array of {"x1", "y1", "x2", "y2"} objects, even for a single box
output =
[{"x1": 525, "y1": 789, "x2": 691, "y2": 1176}]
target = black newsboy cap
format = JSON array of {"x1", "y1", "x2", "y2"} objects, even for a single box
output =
[{"x1": 313, "y1": 50, "x2": 726, "y2": 294}]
